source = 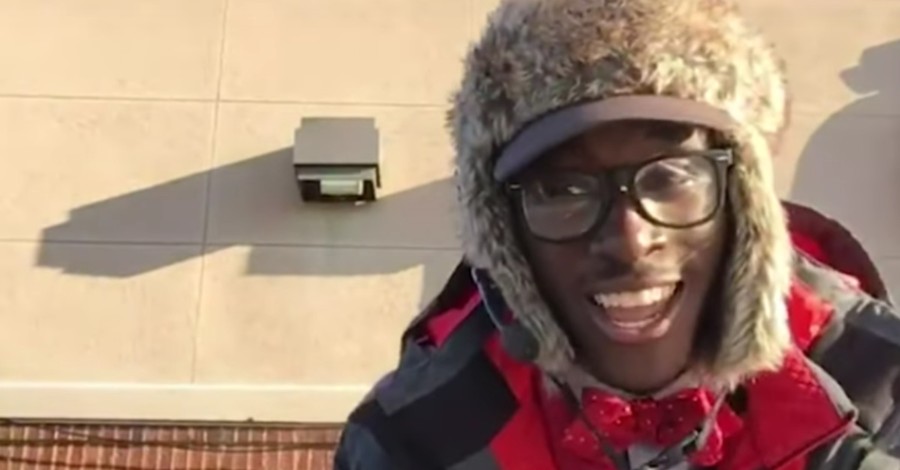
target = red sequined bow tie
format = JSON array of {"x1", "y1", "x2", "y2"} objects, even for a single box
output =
[{"x1": 561, "y1": 387, "x2": 742, "y2": 468}]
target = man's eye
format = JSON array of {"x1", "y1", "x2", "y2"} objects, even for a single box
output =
[
  {"x1": 538, "y1": 181, "x2": 590, "y2": 198},
  {"x1": 640, "y1": 162, "x2": 703, "y2": 191},
  {"x1": 644, "y1": 173, "x2": 695, "y2": 194}
]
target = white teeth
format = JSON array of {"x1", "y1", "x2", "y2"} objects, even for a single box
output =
[
  {"x1": 593, "y1": 285, "x2": 676, "y2": 309},
  {"x1": 610, "y1": 312, "x2": 663, "y2": 329}
]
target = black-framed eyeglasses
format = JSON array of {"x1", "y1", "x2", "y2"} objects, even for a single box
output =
[{"x1": 506, "y1": 150, "x2": 734, "y2": 242}]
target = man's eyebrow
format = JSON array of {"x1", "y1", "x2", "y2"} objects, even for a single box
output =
[{"x1": 538, "y1": 141, "x2": 587, "y2": 166}]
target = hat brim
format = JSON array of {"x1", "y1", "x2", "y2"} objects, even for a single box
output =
[{"x1": 493, "y1": 95, "x2": 738, "y2": 181}]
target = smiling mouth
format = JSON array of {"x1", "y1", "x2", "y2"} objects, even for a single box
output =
[{"x1": 588, "y1": 282, "x2": 683, "y2": 332}]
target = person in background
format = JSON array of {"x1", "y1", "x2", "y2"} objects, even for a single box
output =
[{"x1": 334, "y1": 0, "x2": 900, "y2": 468}]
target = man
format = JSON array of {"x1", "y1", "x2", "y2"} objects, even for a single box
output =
[{"x1": 334, "y1": 0, "x2": 900, "y2": 468}]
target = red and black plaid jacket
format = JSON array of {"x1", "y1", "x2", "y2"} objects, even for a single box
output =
[{"x1": 335, "y1": 203, "x2": 900, "y2": 470}]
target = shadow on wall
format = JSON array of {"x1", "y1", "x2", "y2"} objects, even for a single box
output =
[
  {"x1": 792, "y1": 39, "x2": 900, "y2": 265},
  {"x1": 37, "y1": 117, "x2": 460, "y2": 309}
]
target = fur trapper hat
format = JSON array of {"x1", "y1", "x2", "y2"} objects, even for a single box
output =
[{"x1": 449, "y1": 0, "x2": 793, "y2": 388}]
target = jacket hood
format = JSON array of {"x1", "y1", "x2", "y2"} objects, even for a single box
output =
[{"x1": 448, "y1": 0, "x2": 794, "y2": 388}]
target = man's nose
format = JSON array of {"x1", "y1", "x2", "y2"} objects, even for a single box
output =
[{"x1": 589, "y1": 198, "x2": 663, "y2": 262}]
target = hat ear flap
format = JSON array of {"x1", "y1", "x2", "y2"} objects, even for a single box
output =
[
  {"x1": 451, "y1": 95, "x2": 574, "y2": 374},
  {"x1": 706, "y1": 126, "x2": 793, "y2": 388}
]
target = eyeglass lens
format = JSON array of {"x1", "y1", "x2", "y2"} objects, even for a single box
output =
[{"x1": 519, "y1": 155, "x2": 721, "y2": 240}]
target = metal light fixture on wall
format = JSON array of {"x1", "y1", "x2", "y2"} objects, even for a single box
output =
[{"x1": 293, "y1": 117, "x2": 381, "y2": 203}]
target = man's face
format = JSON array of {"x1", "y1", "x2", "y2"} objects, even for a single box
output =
[{"x1": 511, "y1": 120, "x2": 728, "y2": 389}]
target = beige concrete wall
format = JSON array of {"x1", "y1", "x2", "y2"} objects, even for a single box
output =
[
  {"x1": 0, "y1": 0, "x2": 898, "y2": 423},
  {"x1": 742, "y1": 1, "x2": 900, "y2": 297}
]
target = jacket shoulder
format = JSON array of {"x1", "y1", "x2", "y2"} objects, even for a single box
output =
[{"x1": 786, "y1": 201, "x2": 890, "y2": 301}]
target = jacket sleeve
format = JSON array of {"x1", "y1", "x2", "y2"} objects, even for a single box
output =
[
  {"x1": 797, "y1": 257, "x2": 900, "y2": 469},
  {"x1": 810, "y1": 296, "x2": 900, "y2": 435},
  {"x1": 796, "y1": 250, "x2": 900, "y2": 436},
  {"x1": 333, "y1": 422, "x2": 403, "y2": 470},
  {"x1": 808, "y1": 427, "x2": 900, "y2": 470},
  {"x1": 333, "y1": 373, "x2": 421, "y2": 470}
]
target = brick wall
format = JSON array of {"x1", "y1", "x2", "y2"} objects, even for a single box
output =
[{"x1": 0, "y1": 421, "x2": 342, "y2": 470}]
